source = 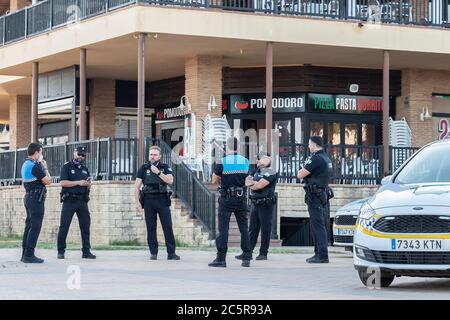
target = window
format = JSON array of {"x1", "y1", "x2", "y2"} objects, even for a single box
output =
[
  {"x1": 395, "y1": 143, "x2": 450, "y2": 184},
  {"x1": 310, "y1": 121, "x2": 324, "y2": 138},
  {"x1": 362, "y1": 123, "x2": 375, "y2": 146},
  {"x1": 328, "y1": 122, "x2": 341, "y2": 145},
  {"x1": 38, "y1": 135, "x2": 69, "y2": 146},
  {"x1": 294, "y1": 117, "x2": 303, "y2": 144}
]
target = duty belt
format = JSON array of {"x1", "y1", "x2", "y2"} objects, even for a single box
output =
[
  {"x1": 251, "y1": 195, "x2": 277, "y2": 206},
  {"x1": 219, "y1": 186, "x2": 245, "y2": 198},
  {"x1": 304, "y1": 184, "x2": 326, "y2": 194},
  {"x1": 25, "y1": 188, "x2": 46, "y2": 202},
  {"x1": 61, "y1": 193, "x2": 85, "y2": 203}
]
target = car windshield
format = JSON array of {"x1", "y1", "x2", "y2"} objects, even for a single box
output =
[{"x1": 395, "y1": 143, "x2": 450, "y2": 184}]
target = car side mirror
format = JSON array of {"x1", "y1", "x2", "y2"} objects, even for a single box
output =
[{"x1": 381, "y1": 175, "x2": 392, "y2": 186}]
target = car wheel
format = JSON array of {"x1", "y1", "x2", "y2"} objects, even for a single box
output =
[{"x1": 357, "y1": 269, "x2": 395, "y2": 288}]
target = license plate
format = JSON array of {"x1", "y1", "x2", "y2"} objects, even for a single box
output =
[
  {"x1": 334, "y1": 228, "x2": 354, "y2": 236},
  {"x1": 391, "y1": 239, "x2": 444, "y2": 251}
]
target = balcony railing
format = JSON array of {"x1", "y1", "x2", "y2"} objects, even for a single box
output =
[{"x1": 0, "y1": 0, "x2": 449, "y2": 47}]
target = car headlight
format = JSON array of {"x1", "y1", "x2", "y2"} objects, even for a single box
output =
[
  {"x1": 359, "y1": 202, "x2": 376, "y2": 220},
  {"x1": 357, "y1": 202, "x2": 377, "y2": 229}
]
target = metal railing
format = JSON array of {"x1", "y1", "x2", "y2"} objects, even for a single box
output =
[
  {"x1": 389, "y1": 145, "x2": 419, "y2": 173},
  {"x1": 275, "y1": 143, "x2": 420, "y2": 183},
  {"x1": 275, "y1": 143, "x2": 384, "y2": 184},
  {"x1": 1, "y1": 0, "x2": 449, "y2": 47},
  {"x1": 0, "y1": 137, "x2": 138, "y2": 184},
  {"x1": 147, "y1": 137, "x2": 216, "y2": 238}
]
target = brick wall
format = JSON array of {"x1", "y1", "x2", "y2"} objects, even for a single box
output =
[
  {"x1": 9, "y1": 0, "x2": 31, "y2": 12},
  {"x1": 0, "y1": 182, "x2": 210, "y2": 248},
  {"x1": 396, "y1": 69, "x2": 450, "y2": 147},
  {"x1": 9, "y1": 95, "x2": 31, "y2": 149},
  {"x1": 89, "y1": 79, "x2": 116, "y2": 139},
  {"x1": 185, "y1": 56, "x2": 223, "y2": 155}
]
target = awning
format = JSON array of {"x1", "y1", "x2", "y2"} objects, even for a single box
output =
[{"x1": 38, "y1": 97, "x2": 74, "y2": 115}]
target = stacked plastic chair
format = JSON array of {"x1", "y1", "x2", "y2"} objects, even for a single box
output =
[
  {"x1": 202, "y1": 115, "x2": 230, "y2": 182},
  {"x1": 389, "y1": 117, "x2": 412, "y2": 171}
]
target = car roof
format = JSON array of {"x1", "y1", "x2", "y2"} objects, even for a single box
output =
[{"x1": 428, "y1": 139, "x2": 450, "y2": 146}]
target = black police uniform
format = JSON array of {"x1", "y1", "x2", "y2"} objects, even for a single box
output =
[
  {"x1": 136, "y1": 161, "x2": 176, "y2": 257},
  {"x1": 212, "y1": 153, "x2": 252, "y2": 264},
  {"x1": 303, "y1": 149, "x2": 333, "y2": 260},
  {"x1": 249, "y1": 166, "x2": 278, "y2": 258},
  {"x1": 21, "y1": 158, "x2": 47, "y2": 260},
  {"x1": 57, "y1": 157, "x2": 92, "y2": 255}
]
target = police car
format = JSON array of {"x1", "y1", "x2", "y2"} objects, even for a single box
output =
[
  {"x1": 333, "y1": 198, "x2": 368, "y2": 251},
  {"x1": 354, "y1": 139, "x2": 450, "y2": 287}
]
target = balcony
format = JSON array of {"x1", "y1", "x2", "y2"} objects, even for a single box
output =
[{"x1": 0, "y1": 0, "x2": 449, "y2": 47}]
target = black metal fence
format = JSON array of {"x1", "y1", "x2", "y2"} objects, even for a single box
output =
[
  {"x1": 390, "y1": 145, "x2": 419, "y2": 173},
  {"x1": 0, "y1": 138, "x2": 138, "y2": 184},
  {"x1": 1, "y1": 0, "x2": 449, "y2": 46},
  {"x1": 275, "y1": 144, "x2": 419, "y2": 184},
  {"x1": 276, "y1": 143, "x2": 384, "y2": 184}
]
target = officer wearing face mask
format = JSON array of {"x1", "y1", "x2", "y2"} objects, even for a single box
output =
[
  {"x1": 21, "y1": 143, "x2": 52, "y2": 263},
  {"x1": 57, "y1": 146, "x2": 96, "y2": 260},
  {"x1": 297, "y1": 136, "x2": 333, "y2": 264},
  {"x1": 236, "y1": 152, "x2": 278, "y2": 261},
  {"x1": 135, "y1": 145, "x2": 180, "y2": 261}
]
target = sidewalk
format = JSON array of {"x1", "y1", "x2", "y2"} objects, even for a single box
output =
[{"x1": 1, "y1": 248, "x2": 450, "y2": 300}]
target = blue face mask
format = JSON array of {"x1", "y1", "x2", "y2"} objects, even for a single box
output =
[{"x1": 73, "y1": 159, "x2": 82, "y2": 166}]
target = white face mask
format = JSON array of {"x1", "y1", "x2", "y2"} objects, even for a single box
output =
[{"x1": 38, "y1": 154, "x2": 43, "y2": 162}]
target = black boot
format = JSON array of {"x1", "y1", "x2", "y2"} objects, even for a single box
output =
[
  {"x1": 82, "y1": 251, "x2": 96, "y2": 259},
  {"x1": 208, "y1": 255, "x2": 226, "y2": 267},
  {"x1": 22, "y1": 255, "x2": 44, "y2": 264},
  {"x1": 255, "y1": 254, "x2": 267, "y2": 261},
  {"x1": 241, "y1": 259, "x2": 251, "y2": 267},
  {"x1": 168, "y1": 253, "x2": 180, "y2": 260},
  {"x1": 307, "y1": 256, "x2": 329, "y2": 264},
  {"x1": 57, "y1": 252, "x2": 65, "y2": 259},
  {"x1": 235, "y1": 253, "x2": 253, "y2": 261}
]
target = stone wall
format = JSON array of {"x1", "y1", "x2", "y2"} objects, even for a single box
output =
[
  {"x1": 0, "y1": 182, "x2": 210, "y2": 248},
  {"x1": 276, "y1": 183, "x2": 379, "y2": 218}
]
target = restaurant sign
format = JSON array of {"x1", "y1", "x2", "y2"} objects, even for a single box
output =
[
  {"x1": 155, "y1": 103, "x2": 186, "y2": 121},
  {"x1": 226, "y1": 93, "x2": 306, "y2": 114},
  {"x1": 308, "y1": 93, "x2": 383, "y2": 114}
]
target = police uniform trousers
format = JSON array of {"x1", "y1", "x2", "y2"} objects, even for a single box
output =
[
  {"x1": 307, "y1": 193, "x2": 329, "y2": 259},
  {"x1": 57, "y1": 198, "x2": 91, "y2": 254},
  {"x1": 249, "y1": 202, "x2": 274, "y2": 256},
  {"x1": 22, "y1": 193, "x2": 45, "y2": 257},
  {"x1": 216, "y1": 197, "x2": 252, "y2": 259},
  {"x1": 143, "y1": 195, "x2": 176, "y2": 255}
]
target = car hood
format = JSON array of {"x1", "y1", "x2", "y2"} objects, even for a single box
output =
[
  {"x1": 336, "y1": 198, "x2": 369, "y2": 215},
  {"x1": 369, "y1": 183, "x2": 450, "y2": 210}
]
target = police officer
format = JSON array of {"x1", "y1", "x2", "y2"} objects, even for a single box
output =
[
  {"x1": 236, "y1": 152, "x2": 278, "y2": 261},
  {"x1": 135, "y1": 145, "x2": 180, "y2": 261},
  {"x1": 21, "y1": 143, "x2": 51, "y2": 263},
  {"x1": 209, "y1": 137, "x2": 252, "y2": 268},
  {"x1": 297, "y1": 136, "x2": 333, "y2": 263},
  {"x1": 57, "y1": 146, "x2": 96, "y2": 259}
]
